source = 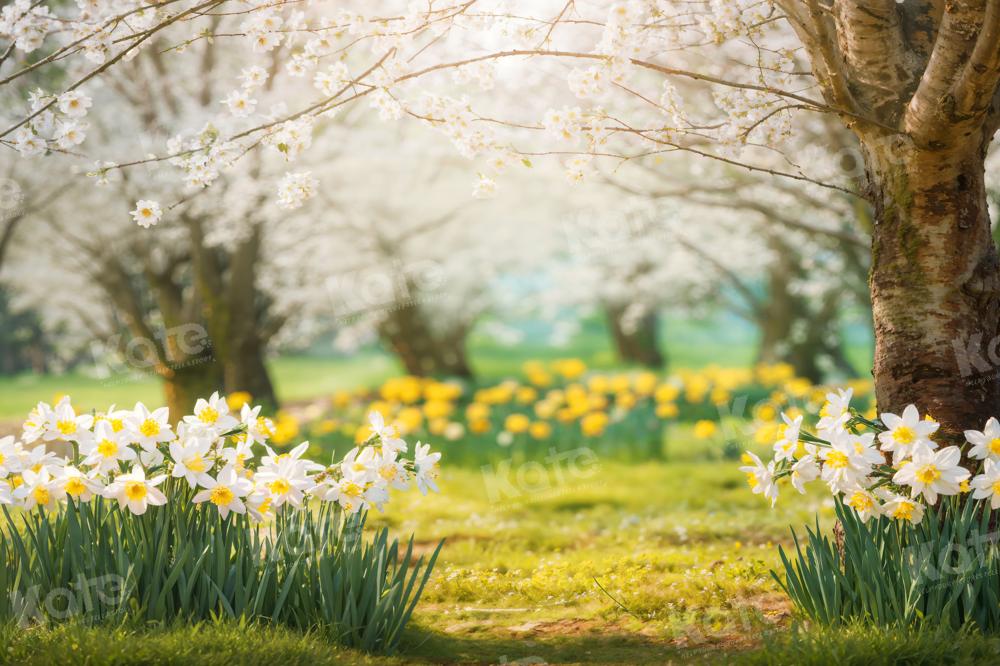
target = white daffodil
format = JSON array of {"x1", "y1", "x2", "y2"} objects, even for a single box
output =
[
  {"x1": 220, "y1": 438, "x2": 255, "y2": 474},
  {"x1": 125, "y1": 402, "x2": 174, "y2": 451},
  {"x1": 368, "y1": 411, "x2": 407, "y2": 454},
  {"x1": 819, "y1": 434, "x2": 875, "y2": 493},
  {"x1": 0, "y1": 480, "x2": 11, "y2": 505},
  {"x1": 317, "y1": 477, "x2": 368, "y2": 514},
  {"x1": 169, "y1": 436, "x2": 215, "y2": 489},
  {"x1": 57, "y1": 465, "x2": 103, "y2": 502},
  {"x1": 790, "y1": 455, "x2": 820, "y2": 494},
  {"x1": 414, "y1": 441, "x2": 441, "y2": 495},
  {"x1": 20, "y1": 443, "x2": 62, "y2": 476},
  {"x1": 880, "y1": 493, "x2": 926, "y2": 525},
  {"x1": 892, "y1": 445, "x2": 968, "y2": 504},
  {"x1": 184, "y1": 392, "x2": 239, "y2": 434},
  {"x1": 44, "y1": 396, "x2": 94, "y2": 447},
  {"x1": 739, "y1": 451, "x2": 777, "y2": 506},
  {"x1": 254, "y1": 457, "x2": 312, "y2": 508},
  {"x1": 965, "y1": 417, "x2": 1000, "y2": 461},
  {"x1": 971, "y1": 458, "x2": 1000, "y2": 509},
  {"x1": 240, "y1": 404, "x2": 273, "y2": 444},
  {"x1": 773, "y1": 413, "x2": 803, "y2": 462},
  {"x1": 340, "y1": 446, "x2": 380, "y2": 485},
  {"x1": 375, "y1": 450, "x2": 410, "y2": 491},
  {"x1": 82, "y1": 421, "x2": 137, "y2": 473},
  {"x1": 14, "y1": 468, "x2": 65, "y2": 511},
  {"x1": 193, "y1": 467, "x2": 253, "y2": 518},
  {"x1": 261, "y1": 442, "x2": 323, "y2": 474},
  {"x1": 843, "y1": 487, "x2": 881, "y2": 521},
  {"x1": 0, "y1": 436, "x2": 23, "y2": 476},
  {"x1": 103, "y1": 466, "x2": 167, "y2": 515},
  {"x1": 246, "y1": 489, "x2": 275, "y2": 523},
  {"x1": 21, "y1": 403, "x2": 51, "y2": 443},
  {"x1": 878, "y1": 404, "x2": 939, "y2": 463},
  {"x1": 816, "y1": 388, "x2": 853, "y2": 438}
]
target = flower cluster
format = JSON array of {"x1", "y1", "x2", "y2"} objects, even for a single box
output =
[
  {"x1": 0, "y1": 394, "x2": 440, "y2": 519},
  {"x1": 11, "y1": 89, "x2": 92, "y2": 157},
  {"x1": 741, "y1": 388, "x2": 1000, "y2": 525}
]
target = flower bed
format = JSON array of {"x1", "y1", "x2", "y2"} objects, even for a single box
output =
[{"x1": 0, "y1": 395, "x2": 442, "y2": 653}]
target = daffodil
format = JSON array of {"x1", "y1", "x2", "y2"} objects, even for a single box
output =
[
  {"x1": 739, "y1": 451, "x2": 777, "y2": 506},
  {"x1": 878, "y1": 404, "x2": 938, "y2": 463},
  {"x1": 414, "y1": 441, "x2": 441, "y2": 495},
  {"x1": 125, "y1": 403, "x2": 174, "y2": 452},
  {"x1": 965, "y1": 416, "x2": 1000, "y2": 462},
  {"x1": 169, "y1": 436, "x2": 216, "y2": 488},
  {"x1": 183, "y1": 391, "x2": 240, "y2": 435},
  {"x1": 880, "y1": 493, "x2": 925, "y2": 524},
  {"x1": 14, "y1": 468, "x2": 64, "y2": 511},
  {"x1": 103, "y1": 466, "x2": 168, "y2": 515},
  {"x1": 82, "y1": 421, "x2": 137, "y2": 474},
  {"x1": 892, "y1": 445, "x2": 968, "y2": 504},
  {"x1": 193, "y1": 467, "x2": 253, "y2": 518},
  {"x1": 970, "y1": 459, "x2": 1000, "y2": 509}
]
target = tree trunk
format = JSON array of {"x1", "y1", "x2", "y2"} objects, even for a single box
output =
[
  {"x1": 377, "y1": 301, "x2": 474, "y2": 379},
  {"x1": 605, "y1": 304, "x2": 665, "y2": 369},
  {"x1": 223, "y1": 337, "x2": 278, "y2": 411},
  {"x1": 865, "y1": 132, "x2": 1000, "y2": 440},
  {"x1": 162, "y1": 359, "x2": 225, "y2": 419}
]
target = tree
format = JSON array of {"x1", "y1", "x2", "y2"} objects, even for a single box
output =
[{"x1": 4, "y1": 1, "x2": 1000, "y2": 438}]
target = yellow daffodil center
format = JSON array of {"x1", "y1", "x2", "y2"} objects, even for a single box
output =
[
  {"x1": 56, "y1": 420, "x2": 77, "y2": 436},
  {"x1": 184, "y1": 455, "x2": 207, "y2": 473},
  {"x1": 745, "y1": 472, "x2": 759, "y2": 489},
  {"x1": 268, "y1": 479, "x2": 291, "y2": 495},
  {"x1": 892, "y1": 502, "x2": 915, "y2": 521},
  {"x1": 10, "y1": 475, "x2": 23, "y2": 489},
  {"x1": 915, "y1": 464, "x2": 941, "y2": 484},
  {"x1": 379, "y1": 465, "x2": 397, "y2": 481},
  {"x1": 210, "y1": 486, "x2": 234, "y2": 506},
  {"x1": 989, "y1": 438, "x2": 1000, "y2": 455},
  {"x1": 125, "y1": 481, "x2": 147, "y2": 501},
  {"x1": 893, "y1": 426, "x2": 915, "y2": 445},
  {"x1": 342, "y1": 481, "x2": 363, "y2": 497},
  {"x1": 65, "y1": 477, "x2": 86, "y2": 497},
  {"x1": 848, "y1": 491, "x2": 873, "y2": 512},
  {"x1": 992, "y1": 480, "x2": 1000, "y2": 496},
  {"x1": 826, "y1": 450, "x2": 849, "y2": 469},
  {"x1": 32, "y1": 486, "x2": 51, "y2": 506},
  {"x1": 198, "y1": 406, "x2": 219, "y2": 424},
  {"x1": 97, "y1": 439, "x2": 118, "y2": 458},
  {"x1": 111, "y1": 418, "x2": 125, "y2": 432},
  {"x1": 139, "y1": 419, "x2": 160, "y2": 437},
  {"x1": 0, "y1": 453, "x2": 5, "y2": 466}
]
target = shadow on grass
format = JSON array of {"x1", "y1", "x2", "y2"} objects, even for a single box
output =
[{"x1": 397, "y1": 622, "x2": 725, "y2": 665}]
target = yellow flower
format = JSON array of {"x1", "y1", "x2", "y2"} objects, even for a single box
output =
[
  {"x1": 270, "y1": 412, "x2": 300, "y2": 445},
  {"x1": 580, "y1": 412, "x2": 609, "y2": 437},
  {"x1": 553, "y1": 358, "x2": 587, "y2": 380},
  {"x1": 226, "y1": 391, "x2": 252, "y2": 410},
  {"x1": 428, "y1": 418, "x2": 448, "y2": 436},
  {"x1": 331, "y1": 390, "x2": 352, "y2": 408},
  {"x1": 504, "y1": 413, "x2": 531, "y2": 434},
  {"x1": 616, "y1": 392, "x2": 637, "y2": 410},
  {"x1": 469, "y1": 418, "x2": 491, "y2": 434},
  {"x1": 529, "y1": 421, "x2": 552, "y2": 440},
  {"x1": 655, "y1": 403, "x2": 678, "y2": 419},
  {"x1": 466, "y1": 402, "x2": 490, "y2": 422},
  {"x1": 634, "y1": 372, "x2": 657, "y2": 396},
  {"x1": 515, "y1": 386, "x2": 538, "y2": 404},
  {"x1": 395, "y1": 407, "x2": 424, "y2": 434},
  {"x1": 654, "y1": 384, "x2": 680, "y2": 404},
  {"x1": 424, "y1": 400, "x2": 454, "y2": 420},
  {"x1": 587, "y1": 375, "x2": 610, "y2": 394},
  {"x1": 693, "y1": 420, "x2": 717, "y2": 440}
]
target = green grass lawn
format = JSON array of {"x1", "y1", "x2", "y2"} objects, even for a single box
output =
[{"x1": 8, "y1": 429, "x2": 981, "y2": 665}]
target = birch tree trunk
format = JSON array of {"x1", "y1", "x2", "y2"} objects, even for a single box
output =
[{"x1": 780, "y1": 1, "x2": 1000, "y2": 438}]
